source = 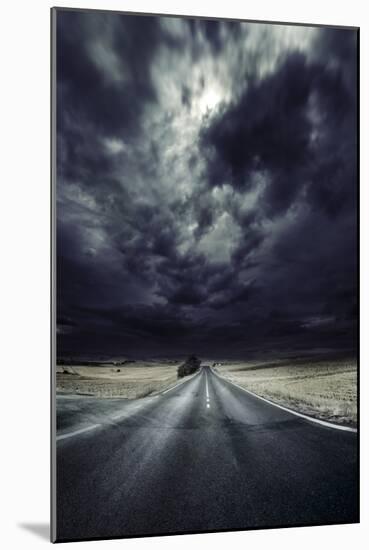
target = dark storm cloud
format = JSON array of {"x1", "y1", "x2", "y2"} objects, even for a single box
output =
[
  {"x1": 186, "y1": 18, "x2": 223, "y2": 58},
  {"x1": 187, "y1": 18, "x2": 244, "y2": 58},
  {"x1": 201, "y1": 53, "x2": 314, "y2": 193},
  {"x1": 56, "y1": 11, "x2": 357, "y2": 359},
  {"x1": 201, "y1": 30, "x2": 357, "y2": 218},
  {"x1": 196, "y1": 27, "x2": 357, "y2": 356},
  {"x1": 57, "y1": 11, "x2": 175, "y2": 138}
]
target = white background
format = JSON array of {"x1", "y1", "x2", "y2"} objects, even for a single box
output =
[{"x1": 1, "y1": 0, "x2": 367, "y2": 548}]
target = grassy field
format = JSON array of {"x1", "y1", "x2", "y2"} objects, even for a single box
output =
[
  {"x1": 56, "y1": 361, "x2": 178, "y2": 398},
  {"x1": 215, "y1": 357, "x2": 357, "y2": 427}
]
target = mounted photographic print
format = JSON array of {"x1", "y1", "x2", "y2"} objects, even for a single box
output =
[{"x1": 51, "y1": 7, "x2": 359, "y2": 543}]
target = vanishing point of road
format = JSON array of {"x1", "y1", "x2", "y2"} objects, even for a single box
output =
[{"x1": 56, "y1": 366, "x2": 358, "y2": 541}]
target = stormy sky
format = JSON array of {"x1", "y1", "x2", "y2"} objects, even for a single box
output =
[{"x1": 56, "y1": 10, "x2": 358, "y2": 359}]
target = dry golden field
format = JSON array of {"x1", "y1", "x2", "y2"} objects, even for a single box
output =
[
  {"x1": 56, "y1": 362, "x2": 178, "y2": 398},
  {"x1": 215, "y1": 357, "x2": 357, "y2": 427}
]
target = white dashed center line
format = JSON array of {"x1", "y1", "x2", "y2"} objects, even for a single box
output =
[{"x1": 205, "y1": 370, "x2": 210, "y2": 409}]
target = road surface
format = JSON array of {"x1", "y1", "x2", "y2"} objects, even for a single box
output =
[{"x1": 56, "y1": 366, "x2": 358, "y2": 541}]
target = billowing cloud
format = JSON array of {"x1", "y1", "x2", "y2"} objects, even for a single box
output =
[{"x1": 56, "y1": 10, "x2": 357, "y2": 359}]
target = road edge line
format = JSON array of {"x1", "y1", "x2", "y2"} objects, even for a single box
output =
[
  {"x1": 211, "y1": 368, "x2": 357, "y2": 433},
  {"x1": 56, "y1": 423, "x2": 102, "y2": 441},
  {"x1": 57, "y1": 370, "x2": 202, "y2": 441},
  {"x1": 159, "y1": 368, "x2": 201, "y2": 395}
]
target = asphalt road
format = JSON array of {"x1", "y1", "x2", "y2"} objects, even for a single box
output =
[{"x1": 56, "y1": 366, "x2": 358, "y2": 541}]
